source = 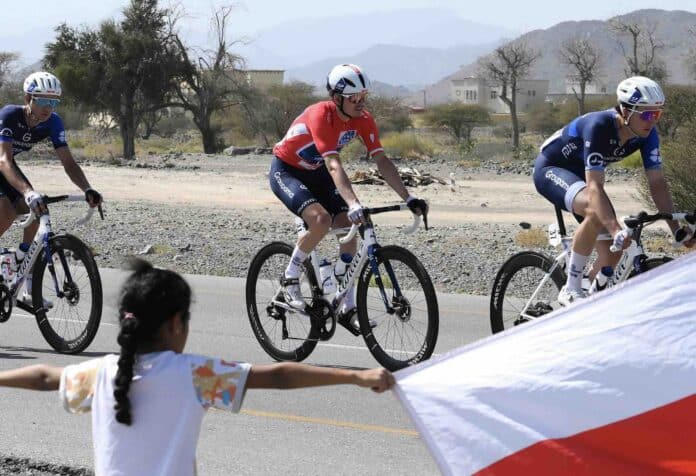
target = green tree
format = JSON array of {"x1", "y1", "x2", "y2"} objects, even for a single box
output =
[
  {"x1": 262, "y1": 81, "x2": 318, "y2": 140},
  {"x1": 423, "y1": 103, "x2": 491, "y2": 148},
  {"x1": 0, "y1": 51, "x2": 20, "y2": 104},
  {"x1": 365, "y1": 95, "x2": 412, "y2": 133},
  {"x1": 45, "y1": 0, "x2": 176, "y2": 159},
  {"x1": 658, "y1": 85, "x2": 696, "y2": 141},
  {"x1": 525, "y1": 102, "x2": 563, "y2": 138}
]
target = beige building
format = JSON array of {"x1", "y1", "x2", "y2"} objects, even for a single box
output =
[
  {"x1": 238, "y1": 69, "x2": 285, "y2": 90},
  {"x1": 451, "y1": 77, "x2": 549, "y2": 114}
]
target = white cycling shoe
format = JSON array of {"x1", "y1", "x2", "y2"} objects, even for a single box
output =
[
  {"x1": 557, "y1": 285, "x2": 587, "y2": 307},
  {"x1": 20, "y1": 292, "x2": 54, "y2": 310},
  {"x1": 337, "y1": 305, "x2": 377, "y2": 333},
  {"x1": 281, "y1": 277, "x2": 306, "y2": 310}
]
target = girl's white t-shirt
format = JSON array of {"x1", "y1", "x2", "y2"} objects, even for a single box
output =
[{"x1": 58, "y1": 351, "x2": 251, "y2": 476}]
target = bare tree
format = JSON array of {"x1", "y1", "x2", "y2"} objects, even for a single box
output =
[
  {"x1": 480, "y1": 41, "x2": 540, "y2": 153},
  {"x1": 688, "y1": 28, "x2": 696, "y2": 81},
  {"x1": 609, "y1": 19, "x2": 667, "y2": 82},
  {"x1": 0, "y1": 52, "x2": 19, "y2": 88},
  {"x1": 559, "y1": 38, "x2": 602, "y2": 115},
  {"x1": 166, "y1": 6, "x2": 249, "y2": 152}
]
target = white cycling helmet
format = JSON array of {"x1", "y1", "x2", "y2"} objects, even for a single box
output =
[
  {"x1": 616, "y1": 76, "x2": 664, "y2": 108},
  {"x1": 23, "y1": 71, "x2": 62, "y2": 97},
  {"x1": 326, "y1": 64, "x2": 370, "y2": 96}
]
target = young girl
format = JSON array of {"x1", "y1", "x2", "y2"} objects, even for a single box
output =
[{"x1": 0, "y1": 259, "x2": 394, "y2": 476}]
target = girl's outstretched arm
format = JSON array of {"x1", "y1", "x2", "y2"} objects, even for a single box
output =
[
  {"x1": 247, "y1": 363, "x2": 395, "y2": 393},
  {"x1": 0, "y1": 365, "x2": 63, "y2": 391}
]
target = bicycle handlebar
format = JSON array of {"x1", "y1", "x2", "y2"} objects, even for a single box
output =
[
  {"x1": 610, "y1": 210, "x2": 696, "y2": 252},
  {"x1": 337, "y1": 203, "x2": 424, "y2": 245},
  {"x1": 17, "y1": 194, "x2": 104, "y2": 229}
]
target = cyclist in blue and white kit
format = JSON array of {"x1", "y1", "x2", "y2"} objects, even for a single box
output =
[
  {"x1": 534, "y1": 76, "x2": 695, "y2": 306},
  {"x1": 0, "y1": 72, "x2": 102, "y2": 307}
]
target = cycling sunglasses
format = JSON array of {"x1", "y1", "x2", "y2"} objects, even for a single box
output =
[
  {"x1": 630, "y1": 108, "x2": 663, "y2": 122},
  {"x1": 31, "y1": 96, "x2": 60, "y2": 109},
  {"x1": 340, "y1": 91, "x2": 369, "y2": 104}
]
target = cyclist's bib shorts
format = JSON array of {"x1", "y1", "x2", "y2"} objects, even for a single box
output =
[
  {"x1": 533, "y1": 154, "x2": 586, "y2": 221},
  {"x1": 269, "y1": 157, "x2": 348, "y2": 218}
]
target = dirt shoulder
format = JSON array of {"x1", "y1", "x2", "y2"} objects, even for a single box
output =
[{"x1": 26, "y1": 154, "x2": 643, "y2": 227}]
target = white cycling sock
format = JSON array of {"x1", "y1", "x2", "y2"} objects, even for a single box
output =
[
  {"x1": 285, "y1": 246, "x2": 308, "y2": 278},
  {"x1": 566, "y1": 252, "x2": 588, "y2": 290},
  {"x1": 341, "y1": 287, "x2": 356, "y2": 310}
]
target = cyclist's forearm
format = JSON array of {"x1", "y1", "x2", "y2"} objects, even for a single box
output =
[
  {"x1": 375, "y1": 154, "x2": 409, "y2": 201},
  {"x1": 0, "y1": 364, "x2": 62, "y2": 391},
  {"x1": 648, "y1": 178, "x2": 679, "y2": 233},
  {"x1": 58, "y1": 148, "x2": 92, "y2": 191},
  {"x1": 326, "y1": 156, "x2": 359, "y2": 205}
]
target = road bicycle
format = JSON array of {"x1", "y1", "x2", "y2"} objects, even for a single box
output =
[
  {"x1": 490, "y1": 206, "x2": 696, "y2": 334},
  {"x1": 246, "y1": 204, "x2": 438, "y2": 371},
  {"x1": 0, "y1": 194, "x2": 103, "y2": 353}
]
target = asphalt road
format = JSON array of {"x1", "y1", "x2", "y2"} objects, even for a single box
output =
[{"x1": 0, "y1": 268, "x2": 491, "y2": 475}]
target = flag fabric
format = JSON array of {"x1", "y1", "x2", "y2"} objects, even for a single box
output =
[{"x1": 394, "y1": 252, "x2": 696, "y2": 476}]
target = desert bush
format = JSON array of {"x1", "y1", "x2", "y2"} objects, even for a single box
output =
[{"x1": 637, "y1": 134, "x2": 696, "y2": 211}]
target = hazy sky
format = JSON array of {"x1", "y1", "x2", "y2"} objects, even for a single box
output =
[{"x1": 2, "y1": 0, "x2": 695, "y2": 65}]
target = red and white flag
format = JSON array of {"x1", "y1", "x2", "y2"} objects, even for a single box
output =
[{"x1": 395, "y1": 252, "x2": 696, "y2": 475}]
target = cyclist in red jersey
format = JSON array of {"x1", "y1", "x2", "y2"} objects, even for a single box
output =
[{"x1": 270, "y1": 64, "x2": 427, "y2": 332}]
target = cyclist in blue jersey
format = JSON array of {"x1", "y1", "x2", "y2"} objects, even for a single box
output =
[
  {"x1": 0, "y1": 71, "x2": 103, "y2": 307},
  {"x1": 533, "y1": 76, "x2": 695, "y2": 306}
]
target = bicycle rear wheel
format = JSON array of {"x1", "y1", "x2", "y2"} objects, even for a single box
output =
[
  {"x1": 32, "y1": 234, "x2": 103, "y2": 354},
  {"x1": 490, "y1": 251, "x2": 565, "y2": 334},
  {"x1": 246, "y1": 241, "x2": 320, "y2": 362},
  {"x1": 356, "y1": 245, "x2": 438, "y2": 371}
]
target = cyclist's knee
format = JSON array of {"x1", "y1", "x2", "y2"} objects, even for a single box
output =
[{"x1": 304, "y1": 210, "x2": 332, "y2": 234}]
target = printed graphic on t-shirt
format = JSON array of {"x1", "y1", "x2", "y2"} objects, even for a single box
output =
[
  {"x1": 62, "y1": 359, "x2": 102, "y2": 413},
  {"x1": 191, "y1": 358, "x2": 248, "y2": 410}
]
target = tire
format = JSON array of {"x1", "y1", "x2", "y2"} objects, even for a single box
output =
[
  {"x1": 356, "y1": 245, "x2": 438, "y2": 371},
  {"x1": 490, "y1": 251, "x2": 565, "y2": 334},
  {"x1": 32, "y1": 234, "x2": 102, "y2": 354},
  {"x1": 628, "y1": 256, "x2": 673, "y2": 278},
  {"x1": 246, "y1": 241, "x2": 320, "y2": 362}
]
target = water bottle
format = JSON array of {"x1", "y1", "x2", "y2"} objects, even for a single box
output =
[
  {"x1": 319, "y1": 258, "x2": 336, "y2": 295},
  {"x1": 333, "y1": 253, "x2": 353, "y2": 284},
  {"x1": 0, "y1": 249, "x2": 17, "y2": 285},
  {"x1": 589, "y1": 266, "x2": 614, "y2": 294},
  {"x1": 15, "y1": 243, "x2": 29, "y2": 272}
]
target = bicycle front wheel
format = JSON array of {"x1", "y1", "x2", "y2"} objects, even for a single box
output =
[
  {"x1": 356, "y1": 245, "x2": 438, "y2": 371},
  {"x1": 32, "y1": 234, "x2": 103, "y2": 354},
  {"x1": 490, "y1": 251, "x2": 565, "y2": 334},
  {"x1": 246, "y1": 241, "x2": 319, "y2": 362}
]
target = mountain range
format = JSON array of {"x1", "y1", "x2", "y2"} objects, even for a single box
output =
[{"x1": 406, "y1": 9, "x2": 696, "y2": 104}]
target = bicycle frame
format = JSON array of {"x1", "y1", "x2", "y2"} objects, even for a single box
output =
[
  {"x1": 301, "y1": 204, "x2": 419, "y2": 313},
  {"x1": 518, "y1": 210, "x2": 695, "y2": 321},
  {"x1": 6, "y1": 195, "x2": 94, "y2": 314}
]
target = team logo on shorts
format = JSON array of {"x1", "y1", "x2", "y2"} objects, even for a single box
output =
[{"x1": 23, "y1": 133, "x2": 32, "y2": 142}]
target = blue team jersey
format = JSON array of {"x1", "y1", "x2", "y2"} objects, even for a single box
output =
[
  {"x1": 539, "y1": 109, "x2": 661, "y2": 172},
  {"x1": 0, "y1": 105, "x2": 68, "y2": 156}
]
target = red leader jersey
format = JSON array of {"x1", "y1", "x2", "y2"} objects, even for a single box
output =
[{"x1": 273, "y1": 101, "x2": 384, "y2": 170}]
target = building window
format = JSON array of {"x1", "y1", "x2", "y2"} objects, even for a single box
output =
[
  {"x1": 490, "y1": 91, "x2": 497, "y2": 99},
  {"x1": 473, "y1": 91, "x2": 477, "y2": 101},
  {"x1": 532, "y1": 90, "x2": 536, "y2": 97}
]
